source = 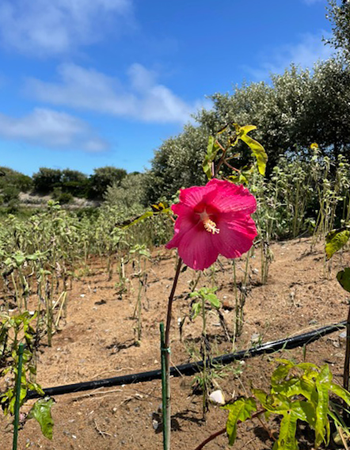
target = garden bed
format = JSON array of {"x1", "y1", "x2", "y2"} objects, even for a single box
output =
[{"x1": 1, "y1": 237, "x2": 349, "y2": 449}]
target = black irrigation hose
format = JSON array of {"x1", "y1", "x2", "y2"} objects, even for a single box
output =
[{"x1": 27, "y1": 320, "x2": 347, "y2": 400}]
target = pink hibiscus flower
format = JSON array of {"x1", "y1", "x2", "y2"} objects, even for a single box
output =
[{"x1": 166, "y1": 179, "x2": 257, "y2": 271}]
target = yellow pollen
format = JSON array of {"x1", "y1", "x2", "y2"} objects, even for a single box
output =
[{"x1": 203, "y1": 218, "x2": 220, "y2": 234}]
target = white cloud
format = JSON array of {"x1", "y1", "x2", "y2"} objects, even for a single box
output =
[
  {"x1": 245, "y1": 31, "x2": 335, "y2": 81},
  {"x1": 0, "y1": 0, "x2": 133, "y2": 55},
  {"x1": 0, "y1": 108, "x2": 109, "y2": 152},
  {"x1": 25, "y1": 63, "x2": 204, "y2": 123}
]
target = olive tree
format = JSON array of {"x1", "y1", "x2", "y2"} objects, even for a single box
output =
[
  {"x1": 104, "y1": 172, "x2": 146, "y2": 209},
  {"x1": 144, "y1": 58, "x2": 350, "y2": 203},
  {"x1": 196, "y1": 59, "x2": 350, "y2": 166},
  {"x1": 326, "y1": 0, "x2": 350, "y2": 58},
  {"x1": 88, "y1": 166, "x2": 127, "y2": 200},
  {"x1": 144, "y1": 124, "x2": 208, "y2": 203}
]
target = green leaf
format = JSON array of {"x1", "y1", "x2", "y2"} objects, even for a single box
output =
[
  {"x1": 222, "y1": 397, "x2": 257, "y2": 445},
  {"x1": 253, "y1": 389, "x2": 292, "y2": 414},
  {"x1": 139, "y1": 249, "x2": 151, "y2": 258},
  {"x1": 240, "y1": 134, "x2": 267, "y2": 176},
  {"x1": 315, "y1": 365, "x2": 331, "y2": 447},
  {"x1": 229, "y1": 173, "x2": 249, "y2": 185},
  {"x1": 268, "y1": 395, "x2": 292, "y2": 413},
  {"x1": 273, "y1": 412, "x2": 298, "y2": 450},
  {"x1": 337, "y1": 268, "x2": 350, "y2": 293},
  {"x1": 28, "y1": 382, "x2": 45, "y2": 397},
  {"x1": 228, "y1": 166, "x2": 255, "y2": 186},
  {"x1": 28, "y1": 397, "x2": 55, "y2": 440},
  {"x1": 295, "y1": 362, "x2": 319, "y2": 372},
  {"x1": 191, "y1": 302, "x2": 201, "y2": 320},
  {"x1": 328, "y1": 408, "x2": 350, "y2": 436},
  {"x1": 271, "y1": 361, "x2": 295, "y2": 385},
  {"x1": 13, "y1": 252, "x2": 26, "y2": 267},
  {"x1": 206, "y1": 293, "x2": 221, "y2": 309},
  {"x1": 202, "y1": 136, "x2": 220, "y2": 179},
  {"x1": 252, "y1": 389, "x2": 268, "y2": 408},
  {"x1": 271, "y1": 378, "x2": 309, "y2": 399},
  {"x1": 290, "y1": 400, "x2": 316, "y2": 427},
  {"x1": 240, "y1": 125, "x2": 257, "y2": 134},
  {"x1": 233, "y1": 124, "x2": 267, "y2": 175},
  {"x1": 7, "y1": 374, "x2": 27, "y2": 414},
  {"x1": 329, "y1": 382, "x2": 350, "y2": 406},
  {"x1": 271, "y1": 361, "x2": 319, "y2": 401},
  {"x1": 297, "y1": 379, "x2": 314, "y2": 401},
  {"x1": 325, "y1": 227, "x2": 350, "y2": 260}
]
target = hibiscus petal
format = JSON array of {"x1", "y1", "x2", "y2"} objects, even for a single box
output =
[
  {"x1": 179, "y1": 183, "x2": 216, "y2": 208},
  {"x1": 166, "y1": 179, "x2": 257, "y2": 270},
  {"x1": 215, "y1": 215, "x2": 257, "y2": 259},
  {"x1": 166, "y1": 204, "x2": 199, "y2": 249},
  {"x1": 206, "y1": 179, "x2": 256, "y2": 214},
  {"x1": 177, "y1": 223, "x2": 219, "y2": 270}
]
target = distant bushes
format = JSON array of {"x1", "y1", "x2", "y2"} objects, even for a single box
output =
[
  {"x1": 0, "y1": 167, "x2": 33, "y2": 209},
  {"x1": 0, "y1": 167, "x2": 33, "y2": 193},
  {"x1": 0, "y1": 165, "x2": 131, "y2": 207},
  {"x1": 31, "y1": 166, "x2": 128, "y2": 200}
]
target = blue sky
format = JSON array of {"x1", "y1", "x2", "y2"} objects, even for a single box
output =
[{"x1": 0, "y1": 0, "x2": 334, "y2": 176}]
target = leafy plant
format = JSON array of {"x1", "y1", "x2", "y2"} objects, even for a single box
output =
[
  {"x1": 0, "y1": 312, "x2": 54, "y2": 440},
  {"x1": 189, "y1": 287, "x2": 222, "y2": 418},
  {"x1": 196, "y1": 359, "x2": 350, "y2": 449},
  {"x1": 130, "y1": 244, "x2": 151, "y2": 344},
  {"x1": 325, "y1": 225, "x2": 350, "y2": 393},
  {"x1": 202, "y1": 122, "x2": 267, "y2": 180}
]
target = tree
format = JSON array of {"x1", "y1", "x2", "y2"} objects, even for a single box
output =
[
  {"x1": 104, "y1": 172, "x2": 146, "y2": 209},
  {"x1": 0, "y1": 167, "x2": 33, "y2": 193},
  {"x1": 195, "y1": 65, "x2": 314, "y2": 169},
  {"x1": 144, "y1": 58, "x2": 350, "y2": 204},
  {"x1": 88, "y1": 166, "x2": 127, "y2": 200},
  {"x1": 144, "y1": 124, "x2": 209, "y2": 203},
  {"x1": 326, "y1": 0, "x2": 350, "y2": 58},
  {"x1": 304, "y1": 57, "x2": 350, "y2": 160},
  {"x1": 32, "y1": 168, "x2": 62, "y2": 194},
  {"x1": 61, "y1": 169, "x2": 89, "y2": 198},
  {"x1": 61, "y1": 169, "x2": 87, "y2": 184},
  {"x1": 196, "y1": 59, "x2": 350, "y2": 167}
]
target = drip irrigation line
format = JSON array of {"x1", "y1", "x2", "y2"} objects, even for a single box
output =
[{"x1": 27, "y1": 320, "x2": 346, "y2": 400}]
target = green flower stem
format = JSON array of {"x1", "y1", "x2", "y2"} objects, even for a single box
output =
[
  {"x1": 12, "y1": 343, "x2": 24, "y2": 450},
  {"x1": 163, "y1": 257, "x2": 183, "y2": 450},
  {"x1": 201, "y1": 293, "x2": 207, "y2": 418},
  {"x1": 164, "y1": 257, "x2": 183, "y2": 348}
]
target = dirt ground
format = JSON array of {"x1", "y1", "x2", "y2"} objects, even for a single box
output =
[{"x1": 1, "y1": 237, "x2": 350, "y2": 450}]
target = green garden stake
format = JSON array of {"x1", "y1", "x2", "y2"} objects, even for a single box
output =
[
  {"x1": 160, "y1": 322, "x2": 168, "y2": 450},
  {"x1": 12, "y1": 343, "x2": 25, "y2": 450}
]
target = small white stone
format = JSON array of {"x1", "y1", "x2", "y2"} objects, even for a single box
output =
[{"x1": 209, "y1": 390, "x2": 225, "y2": 405}]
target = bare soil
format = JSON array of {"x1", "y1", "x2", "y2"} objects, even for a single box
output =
[{"x1": 1, "y1": 237, "x2": 350, "y2": 450}]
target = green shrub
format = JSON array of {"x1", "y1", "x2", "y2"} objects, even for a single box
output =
[
  {"x1": 57, "y1": 192, "x2": 74, "y2": 205},
  {"x1": 1, "y1": 186, "x2": 20, "y2": 203}
]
